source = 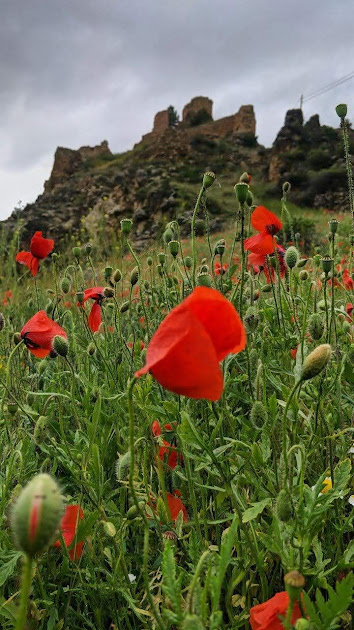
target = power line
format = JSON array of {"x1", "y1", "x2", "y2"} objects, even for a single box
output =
[{"x1": 302, "y1": 71, "x2": 354, "y2": 104}]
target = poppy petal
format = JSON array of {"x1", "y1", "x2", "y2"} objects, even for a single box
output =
[
  {"x1": 82, "y1": 287, "x2": 105, "y2": 303},
  {"x1": 136, "y1": 305, "x2": 223, "y2": 401},
  {"x1": 21, "y1": 311, "x2": 67, "y2": 355},
  {"x1": 251, "y1": 206, "x2": 282, "y2": 233},
  {"x1": 183, "y1": 287, "x2": 246, "y2": 360},
  {"x1": 166, "y1": 493, "x2": 188, "y2": 522},
  {"x1": 88, "y1": 302, "x2": 102, "y2": 332},
  {"x1": 16, "y1": 251, "x2": 39, "y2": 276},
  {"x1": 245, "y1": 232, "x2": 275, "y2": 255},
  {"x1": 30, "y1": 231, "x2": 54, "y2": 259}
]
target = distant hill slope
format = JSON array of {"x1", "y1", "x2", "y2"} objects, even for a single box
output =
[{"x1": 3, "y1": 96, "x2": 352, "y2": 248}]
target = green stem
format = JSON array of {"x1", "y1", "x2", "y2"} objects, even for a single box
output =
[
  {"x1": 191, "y1": 185, "x2": 206, "y2": 287},
  {"x1": 282, "y1": 380, "x2": 302, "y2": 488},
  {"x1": 15, "y1": 555, "x2": 33, "y2": 630}
]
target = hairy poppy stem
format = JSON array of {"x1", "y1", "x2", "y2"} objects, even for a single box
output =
[
  {"x1": 15, "y1": 555, "x2": 33, "y2": 630},
  {"x1": 282, "y1": 380, "x2": 302, "y2": 489},
  {"x1": 191, "y1": 185, "x2": 206, "y2": 286},
  {"x1": 0, "y1": 339, "x2": 24, "y2": 439}
]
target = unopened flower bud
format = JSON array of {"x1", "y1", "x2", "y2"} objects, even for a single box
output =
[
  {"x1": 308, "y1": 313, "x2": 324, "y2": 340},
  {"x1": 104, "y1": 266, "x2": 113, "y2": 280},
  {"x1": 262, "y1": 284, "x2": 272, "y2": 293},
  {"x1": 184, "y1": 256, "x2": 192, "y2": 269},
  {"x1": 113, "y1": 269, "x2": 122, "y2": 283},
  {"x1": 158, "y1": 253, "x2": 166, "y2": 266},
  {"x1": 295, "y1": 619, "x2": 310, "y2": 630},
  {"x1": 235, "y1": 182, "x2": 249, "y2": 204},
  {"x1": 53, "y1": 335, "x2": 68, "y2": 358},
  {"x1": 202, "y1": 171, "x2": 216, "y2": 189},
  {"x1": 214, "y1": 239, "x2": 226, "y2": 256},
  {"x1": 11, "y1": 474, "x2": 63, "y2": 557},
  {"x1": 61, "y1": 277, "x2": 71, "y2": 294},
  {"x1": 121, "y1": 218, "x2": 133, "y2": 235},
  {"x1": 76, "y1": 291, "x2": 84, "y2": 304},
  {"x1": 276, "y1": 489, "x2": 293, "y2": 522},
  {"x1": 130, "y1": 267, "x2": 139, "y2": 286},
  {"x1": 169, "y1": 240, "x2": 179, "y2": 257},
  {"x1": 34, "y1": 416, "x2": 48, "y2": 445},
  {"x1": 84, "y1": 243, "x2": 92, "y2": 255},
  {"x1": 120, "y1": 301, "x2": 130, "y2": 313},
  {"x1": 13, "y1": 332, "x2": 22, "y2": 345},
  {"x1": 147, "y1": 256, "x2": 153, "y2": 267},
  {"x1": 103, "y1": 286, "x2": 114, "y2": 298},
  {"x1": 301, "y1": 344, "x2": 331, "y2": 381},
  {"x1": 285, "y1": 246, "x2": 299, "y2": 269},
  {"x1": 197, "y1": 272, "x2": 212, "y2": 287},
  {"x1": 335, "y1": 103, "x2": 347, "y2": 119},
  {"x1": 72, "y1": 246, "x2": 81, "y2": 260},
  {"x1": 8, "y1": 402, "x2": 17, "y2": 415},
  {"x1": 299, "y1": 270, "x2": 308, "y2": 281},
  {"x1": 163, "y1": 228, "x2": 174, "y2": 244}
]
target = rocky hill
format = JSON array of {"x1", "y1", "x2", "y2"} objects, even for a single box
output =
[{"x1": 3, "y1": 96, "x2": 352, "y2": 249}]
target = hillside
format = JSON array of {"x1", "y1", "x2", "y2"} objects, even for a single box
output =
[{"x1": 3, "y1": 95, "x2": 352, "y2": 249}]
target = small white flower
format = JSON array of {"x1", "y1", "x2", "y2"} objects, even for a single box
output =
[
  {"x1": 348, "y1": 445, "x2": 354, "y2": 454},
  {"x1": 128, "y1": 573, "x2": 136, "y2": 583},
  {"x1": 348, "y1": 495, "x2": 354, "y2": 507}
]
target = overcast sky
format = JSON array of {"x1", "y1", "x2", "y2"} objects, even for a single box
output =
[{"x1": 1, "y1": 0, "x2": 353, "y2": 219}]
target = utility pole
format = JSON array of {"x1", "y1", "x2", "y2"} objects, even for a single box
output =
[{"x1": 300, "y1": 94, "x2": 303, "y2": 110}]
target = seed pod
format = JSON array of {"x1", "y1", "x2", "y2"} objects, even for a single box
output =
[
  {"x1": 11, "y1": 474, "x2": 63, "y2": 557},
  {"x1": 8, "y1": 402, "x2": 18, "y2": 415},
  {"x1": 335, "y1": 103, "x2": 347, "y2": 118},
  {"x1": 284, "y1": 570, "x2": 305, "y2": 602},
  {"x1": 104, "y1": 266, "x2": 113, "y2": 280},
  {"x1": 321, "y1": 256, "x2": 333, "y2": 275},
  {"x1": 53, "y1": 335, "x2": 69, "y2": 358},
  {"x1": 285, "y1": 246, "x2": 299, "y2": 269},
  {"x1": 234, "y1": 182, "x2": 249, "y2": 204},
  {"x1": 120, "y1": 301, "x2": 130, "y2": 313},
  {"x1": 328, "y1": 219, "x2": 339, "y2": 235},
  {"x1": 61, "y1": 277, "x2": 71, "y2": 294},
  {"x1": 158, "y1": 253, "x2": 166, "y2": 266},
  {"x1": 202, "y1": 171, "x2": 216, "y2": 189},
  {"x1": 299, "y1": 270, "x2": 308, "y2": 281},
  {"x1": 121, "y1": 218, "x2": 133, "y2": 235},
  {"x1": 197, "y1": 272, "x2": 212, "y2": 287},
  {"x1": 214, "y1": 239, "x2": 225, "y2": 256},
  {"x1": 308, "y1": 313, "x2": 324, "y2": 340},
  {"x1": 276, "y1": 489, "x2": 293, "y2": 522},
  {"x1": 130, "y1": 267, "x2": 139, "y2": 286},
  {"x1": 301, "y1": 344, "x2": 331, "y2": 381}
]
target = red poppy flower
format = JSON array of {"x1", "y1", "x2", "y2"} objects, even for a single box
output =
[
  {"x1": 54, "y1": 505, "x2": 84, "y2": 561},
  {"x1": 290, "y1": 347, "x2": 298, "y2": 360},
  {"x1": 16, "y1": 231, "x2": 54, "y2": 276},
  {"x1": 152, "y1": 420, "x2": 183, "y2": 470},
  {"x1": 245, "y1": 206, "x2": 282, "y2": 255},
  {"x1": 214, "y1": 261, "x2": 229, "y2": 275},
  {"x1": 21, "y1": 311, "x2": 67, "y2": 358},
  {"x1": 248, "y1": 246, "x2": 285, "y2": 283},
  {"x1": 250, "y1": 591, "x2": 302, "y2": 630},
  {"x1": 136, "y1": 287, "x2": 246, "y2": 401},
  {"x1": 343, "y1": 269, "x2": 354, "y2": 291},
  {"x1": 79, "y1": 287, "x2": 105, "y2": 332},
  {"x1": 166, "y1": 492, "x2": 188, "y2": 522},
  {"x1": 346, "y1": 303, "x2": 353, "y2": 319}
]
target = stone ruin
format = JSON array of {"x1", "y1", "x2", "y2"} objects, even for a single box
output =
[
  {"x1": 44, "y1": 140, "x2": 111, "y2": 191},
  {"x1": 140, "y1": 96, "x2": 256, "y2": 144}
]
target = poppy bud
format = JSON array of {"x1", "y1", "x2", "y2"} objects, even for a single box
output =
[
  {"x1": 234, "y1": 182, "x2": 249, "y2": 204},
  {"x1": 121, "y1": 218, "x2": 133, "y2": 234},
  {"x1": 103, "y1": 521, "x2": 116, "y2": 537},
  {"x1": 87, "y1": 342, "x2": 95, "y2": 356},
  {"x1": 239, "y1": 172, "x2": 251, "y2": 184},
  {"x1": 103, "y1": 286, "x2": 114, "y2": 298},
  {"x1": 13, "y1": 332, "x2": 22, "y2": 345},
  {"x1": 328, "y1": 219, "x2": 339, "y2": 235},
  {"x1": 301, "y1": 344, "x2": 331, "y2": 381},
  {"x1": 113, "y1": 268, "x2": 122, "y2": 283},
  {"x1": 197, "y1": 272, "x2": 212, "y2": 287},
  {"x1": 120, "y1": 301, "x2": 130, "y2": 313},
  {"x1": 130, "y1": 267, "x2": 139, "y2": 286},
  {"x1": 335, "y1": 103, "x2": 347, "y2": 119},
  {"x1": 282, "y1": 181, "x2": 291, "y2": 194},
  {"x1": 250, "y1": 401, "x2": 267, "y2": 427},
  {"x1": 299, "y1": 270, "x2": 308, "y2": 281},
  {"x1": 11, "y1": 473, "x2": 63, "y2": 557},
  {"x1": 0, "y1": 312, "x2": 4, "y2": 332},
  {"x1": 321, "y1": 256, "x2": 333, "y2": 274},
  {"x1": 284, "y1": 570, "x2": 305, "y2": 601},
  {"x1": 285, "y1": 246, "x2": 299, "y2": 269},
  {"x1": 104, "y1": 266, "x2": 113, "y2": 280},
  {"x1": 158, "y1": 253, "x2": 166, "y2": 266},
  {"x1": 76, "y1": 291, "x2": 84, "y2": 304},
  {"x1": 8, "y1": 402, "x2": 17, "y2": 415},
  {"x1": 295, "y1": 619, "x2": 310, "y2": 630},
  {"x1": 308, "y1": 313, "x2": 323, "y2": 340},
  {"x1": 163, "y1": 228, "x2": 174, "y2": 244},
  {"x1": 61, "y1": 277, "x2": 71, "y2": 294},
  {"x1": 202, "y1": 171, "x2": 216, "y2": 189},
  {"x1": 34, "y1": 416, "x2": 48, "y2": 445},
  {"x1": 53, "y1": 335, "x2": 69, "y2": 358},
  {"x1": 169, "y1": 240, "x2": 179, "y2": 257},
  {"x1": 72, "y1": 246, "x2": 82, "y2": 260},
  {"x1": 214, "y1": 239, "x2": 226, "y2": 256},
  {"x1": 184, "y1": 256, "x2": 192, "y2": 269},
  {"x1": 245, "y1": 307, "x2": 259, "y2": 332},
  {"x1": 147, "y1": 256, "x2": 153, "y2": 267},
  {"x1": 276, "y1": 489, "x2": 293, "y2": 522},
  {"x1": 85, "y1": 243, "x2": 92, "y2": 255},
  {"x1": 262, "y1": 284, "x2": 272, "y2": 293}
]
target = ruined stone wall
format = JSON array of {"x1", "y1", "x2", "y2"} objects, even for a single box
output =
[
  {"x1": 153, "y1": 110, "x2": 170, "y2": 134},
  {"x1": 182, "y1": 96, "x2": 213, "y2": 123},
  {"x1": 78, "y1": 140, "x2": 111, "y2": 160}
]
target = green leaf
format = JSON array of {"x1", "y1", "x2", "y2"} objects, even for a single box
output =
[
  {"x1": 242, "y1": 498, "x2": 271, "y2": 523},
  {"x1": 0, "y1": 552, "x2": 22, "y2": 587}
]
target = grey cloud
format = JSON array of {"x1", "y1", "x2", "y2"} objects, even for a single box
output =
[{"x1": 0, "y1": 0, "x2": 353, "y2": 217}]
